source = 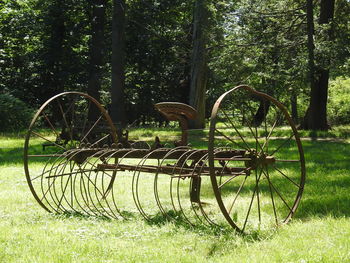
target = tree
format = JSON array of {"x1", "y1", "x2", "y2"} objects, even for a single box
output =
[
  {"x1": 110, "y1": 0, "x2": 126, "y2": 126},
  {"x1": 87, "y1": 0, "x2": 107, "y2": 102},
  {"x1": 301, "y1": 0, "x2": 335, "y2": 130},
  {"x1": 189, "y1": 0, "x2": 209, "y2": 129}
]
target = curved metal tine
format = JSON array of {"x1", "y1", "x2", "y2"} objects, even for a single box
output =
[
  {"x1": 176, "y1": 149, "x2": 210, "y2": 226},
  {"x1": 54, "y1": 149, "x2": 94, "y2": 214},
  {"x1": 132, "y1": 149, "x2": 159, "y2": 220},
  {"x1": 87, "y1": 149, "x2": 118, "y2": 219},
  {"x1": 84, "y1": 149, "x2": 118, "y2": 218},
  {"x1": 78, "y1": 150, "x2": 114, "y2": 218},
  {"x1": 154, "y1": 146, "x2": 192, "y2": 221},
  {"x1": 39, "y1": 152, "x2": 72, "y2": 212},
  {"x1": 190, "y1": 152, "x2": 221, "y2": 226},
  {"x1": 65, "y1": 149, "x2": 95, "y2": 216},
  {"x1": 106, "y1": 149, "x2": 145, "y2": 219},
  {"x1": 97, "y1": 149, "x2": 126, "y2": 219},
  {"x1": 133, "y1": 148, "x2": 171, "y2": 220},
  {"x1": 70, "y1": 163, "x2": 93, "y2": 216},
  {"x1": 54, "y1": 148, "x2": 100, "y2": 217},
  {"x1": 172, "y1": 149, "x2": 201, "y2": 226},
  {"x1": 169, "y1": 149, "x2": 195, "y2": 225},
  {"x1": 212, "y1": 147, "x2": 246, "y2": 225},
  {"x1": 101, "y1": 149, "x2": 135, "y2": 219},
  {"x1": 49, "y1": 150, "x2": 81, "y2": 213},
  {"x1": 43, "y1": 151, "x2": 74, "y2": 213}
]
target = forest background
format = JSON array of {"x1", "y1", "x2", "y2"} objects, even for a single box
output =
[{"x1": 0, "y1": 0, "x2": 349, "y2": 131}]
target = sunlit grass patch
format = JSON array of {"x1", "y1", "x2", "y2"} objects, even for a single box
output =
[{"x1": 1, "y1": 128, "x2": 350, "y2": 262}]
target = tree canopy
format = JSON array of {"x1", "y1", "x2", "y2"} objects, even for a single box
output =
[{"x1": 0, "y1": 0, "x2": 349, "y2": 130}]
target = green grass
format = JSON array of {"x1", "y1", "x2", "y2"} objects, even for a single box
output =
[{"x1": 1, "y1": 128, "x2": 350, "y2": 262}]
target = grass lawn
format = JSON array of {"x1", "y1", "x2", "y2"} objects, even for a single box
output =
[{"x1": 0, "y1": 128, "x2": 350, "y2": 263}]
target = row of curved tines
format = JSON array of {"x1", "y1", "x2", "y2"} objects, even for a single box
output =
[{"x1": 40, "y1": 146, "x2": 236, "y2": 226}]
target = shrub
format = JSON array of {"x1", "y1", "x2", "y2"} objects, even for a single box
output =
[
  {"x1": 328, "y1": 77, "x2": 350, "y2": 125},
  {"x1": 0, "y1": 93, "x2": 34, "y2": 132}
]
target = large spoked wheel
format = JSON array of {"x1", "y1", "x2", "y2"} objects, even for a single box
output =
[
  {"x1": 24, "y1": 92, "x2": 117, "y2": 213},
  {"x1": 208, "y1": 85, "x2": 305, "y2": 233}
]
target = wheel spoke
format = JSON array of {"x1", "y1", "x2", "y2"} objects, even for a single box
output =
[
  {"x1": 57, "y1": 100, "x2": 73, "y2": 143},
  {"x1": 262, "y1": 169, "x2": 293, "y2": 213},
  {"x1": 80, "y1": 116, "x2": 102, "y2": 143},
  {"x1": 42, "y1": 112, "x2": 60, "y2": 138},
  {"x1": 270, "y1": 133, "x2": 294, "y2": 156},
  {"x1": 256, "y1": 169, "x2": 261, "y2": 225},
  {"x1": 264, "y1": 166, "x2": 278, "y2": 225},
  {"x1": 227, "y1": 175, "x2": 248, "y2": 214},
  {"x1": 90, "y1": 134, "x2": 110, "y2": 148},
  {"x1": 80, "y1": 100, "x2": 91, "y2": 142},
  {"x1": 244, "y1": 100, "x2": 264, "y2": 152},
  {"x1": 260, "y1": 112, "x2": 281, "y2": 155},
  {"x1": 247, "y1": 124, "x2": 264, "y2": 153},
  {"x1": 31, "y1": 131, "x2": 66, "y2": 150},
  {"x1": 242, "y1": 168, "x2": 263, "y2": 232},
  {"x1": 218, "y1": 171, "x2": 246, "y2": 189},
  {"x1": 220, "y1": 109, "x2": 250, "y2": 150},
  {"x1": 215, "y1": 128, "x2": 246, "y2": 150},
  {"x1": 272, "y1": 165, "x2": 301, "y2": 188}
]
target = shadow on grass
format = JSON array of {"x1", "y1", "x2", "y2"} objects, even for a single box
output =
[
  {"x1": 0, "y1": 147, "x2": 24, "y2": 164},
  {"x1": 144, "y1": 210, "x2": 238, "y2": 236},
  {"x1": 294, "y1": 140, "x2": 350, "y2": 219},
  {"x1": 52, "y1": 210, "x2": 113, "y2": 221},
  {"x1": 143, "y1": 209, "x2": 271, "y2": 242},
  {"x1": 2, "y1": 134, "x2": 350, "y2": 231}
]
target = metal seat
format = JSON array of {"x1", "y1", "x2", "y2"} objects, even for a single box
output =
[{"x1": 154, "y1": 102, "x2": 198, "y2": 146}]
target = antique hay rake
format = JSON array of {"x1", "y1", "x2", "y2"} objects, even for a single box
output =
[{"x1": 24, "y1": 85, "x2": 305, "y2": 233}]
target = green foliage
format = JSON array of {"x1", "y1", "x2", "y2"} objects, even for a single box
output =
[
  {"x1": 0, "y1": 93, "x2": 33, "y2": 131},
  {"x1": 328, "y1": 77, "x2": 350, "y2": 125},
  {"x1": 0, "y1": 0, "x2": 349, "y2": 128}
]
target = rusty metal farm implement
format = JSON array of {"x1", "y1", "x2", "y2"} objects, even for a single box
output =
[{"x1": 24, "y1": 85, "x2": 305, "y2": 233}]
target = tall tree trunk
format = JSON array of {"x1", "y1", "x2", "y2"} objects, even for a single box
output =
[
  {"x1": 301, "y1": 0, "x2": 335, "y2": 130},
  {"x1": 189, "y1": 0, "x2": 208, "y2": 129},
  {"x1": 291, "y1": 89, "x2": 298, "y2": 123},
  {"x1": 44, "y1": 0, "x2": 65, "y2": 100},
  {"x1": 87, "y1": 0, "x2": 106, "y2": 121},
  {"x1": 87, "y1": 0, "x2": 106, "y2": 102},
  {"x1": 111, "y1": 0, "x2": 126, "y2": 126}
]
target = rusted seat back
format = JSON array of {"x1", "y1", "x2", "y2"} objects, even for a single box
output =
[{"x1": 154, "y1": 102, "x2": 197, "y2": 146}]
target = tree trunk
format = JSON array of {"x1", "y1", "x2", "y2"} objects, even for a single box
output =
[
  {"x1": 290, "y1": 89, "x2": 298, "y2": 123},
  {"x1": 111, "y1": 0, "x2": 126, "y2": 126},
  {"x1": 87, "y1": 0, "x2": 106, "y2": 121},
  {"x1": 87, "y1": 0, "x2": 106, "y2": 102},
  {"x1": 301, "y1": 0, "x2": 335, "y2": 130},
  {"x1": 44, "y1": 0, "x2": 66, "y2": 100},
  {"x1": 189, "y1": 0, "x2": 208, "y2": 129}
]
